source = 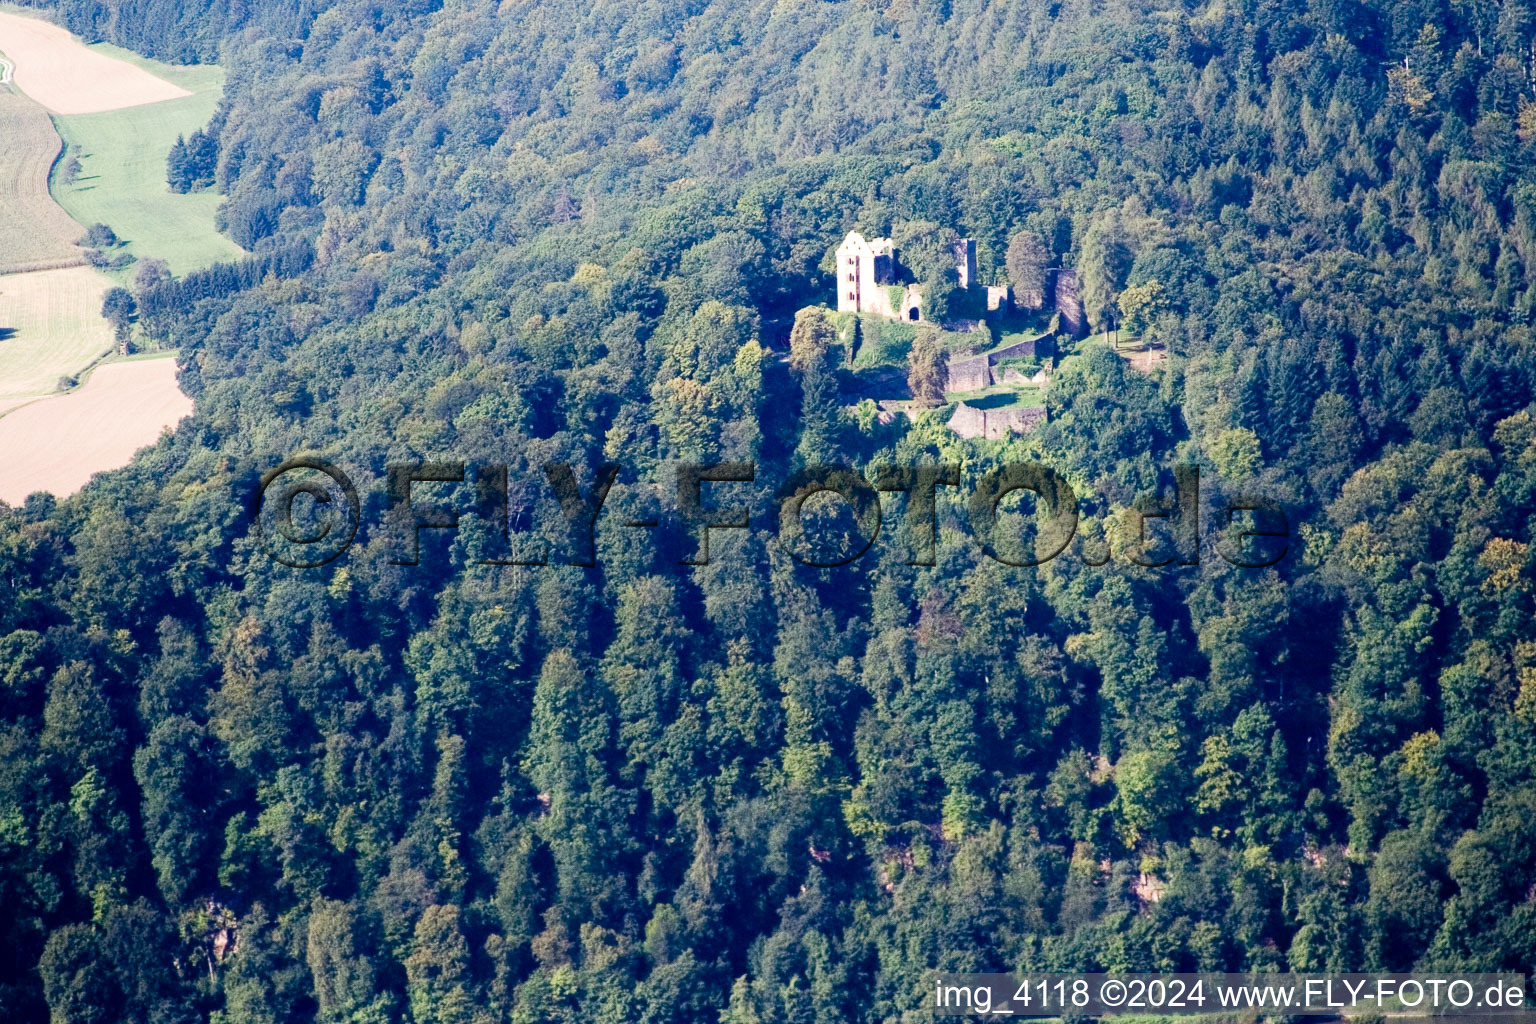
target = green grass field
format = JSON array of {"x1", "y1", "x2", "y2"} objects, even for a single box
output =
[
  {"x1": 847, "y1": 313, "x2": 993, "y2": 370},
  {"x1": 49, "y1": 47, "x2": 241, "y2": 277},
  {"x1": 0, "y1": 265, "x2": 117, "y2": 410},
  {"x1": 848, "y1": 314, "x2": 917, "y2": 369},
  {"x1": 945, "y1": 383, "x2": 1047, "y2": 410}
]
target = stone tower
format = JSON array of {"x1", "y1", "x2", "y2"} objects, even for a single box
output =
[
  {"x1": 835, "y1": 231, "x2": 896, "y2": 315},
  {"x1": 952, "y1": 237, "x2": 977, "y2": 291},
  {"x1": 1054, "y1": 267, "x2": 1087, "y2": 337}
]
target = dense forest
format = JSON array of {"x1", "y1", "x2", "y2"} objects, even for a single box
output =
[{"x1": 4, "y1": 0, "x2": 1536, "y2": 1020}]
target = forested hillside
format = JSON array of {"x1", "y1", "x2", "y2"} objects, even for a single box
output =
[{"x1": 3, "y1": 0, "x2": 1536, "y2": 1020}]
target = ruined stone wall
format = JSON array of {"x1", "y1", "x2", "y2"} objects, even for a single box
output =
[
  {"x1": 989, "y1": 335, "x2": 1037, "y2": 361},
  {"x1": 953, "y1": 237, "x2": 977, "y2": 291},
  {"x1": 945, "y1": 355, "x2": 993, "y2": 393},
  {"x1": 942, "y1": 333, "x2": 1047, "y2": 392},
  {"x1": 947, "y1": 403, "x2": 1047, "y2": 440},
  {"x1": 863, "y1": 284, "x2": 897, "y2": 319},
  {"x1": 1055, "y1": 268, "x2": 1087, "y2": 337}
]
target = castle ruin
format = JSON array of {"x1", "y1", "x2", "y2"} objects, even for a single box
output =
[
  {"x1": 837, "y1": 230, "x2": 987, "y2": 323},
  {"x1": 836, "y1": 231, "x2": 920, "y2": 320}
]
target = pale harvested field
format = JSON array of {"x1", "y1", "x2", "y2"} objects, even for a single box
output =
[
  {"x1": 0, "y1": 91, "x2": 84, "y2": 273},
  {"x1": 0, "y1": 265, "x2": 116, "y2": 405},
  {"x1": 0, "y1": 9, "x2": 190, "y2": 113},
  {"x1": 0, "y1": 355, "x2": 190, "y2": 503}
]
